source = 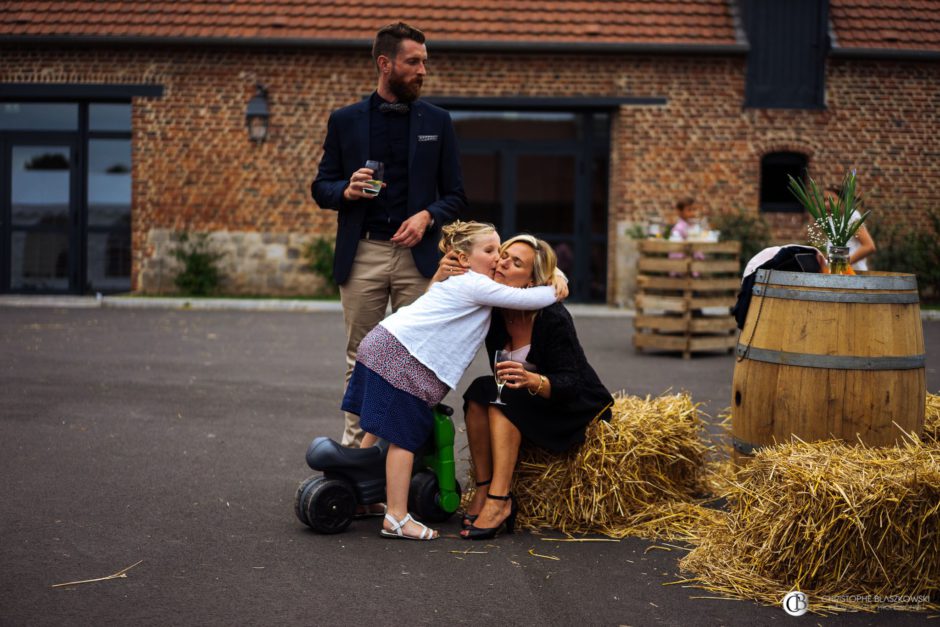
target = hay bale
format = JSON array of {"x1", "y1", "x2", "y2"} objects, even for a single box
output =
[
  {"x1": 925, "y1": 392, "x2": 940, "y2": 444},
  {"x1": 509, "y1": 392, "x2": 718, "y2": 539},
  {"x1": 680, "y1": 440, "x2": 940, "y2": 614}
]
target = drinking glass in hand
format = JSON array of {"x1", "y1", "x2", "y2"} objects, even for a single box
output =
[
  {"x1": 363, "y1": 160, "x2": 384, "y2": 196},
  {"x1": 491, "y1": 349, "x2": 512, "y2": 406}
]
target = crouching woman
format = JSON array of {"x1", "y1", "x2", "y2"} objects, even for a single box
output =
[{"x1": 459, "y1": 235, "x2": 614, "y2": 540}]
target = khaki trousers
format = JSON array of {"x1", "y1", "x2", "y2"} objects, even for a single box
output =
[{"x1": 338, "y1": 239, "x2": 429, "y2": 446}]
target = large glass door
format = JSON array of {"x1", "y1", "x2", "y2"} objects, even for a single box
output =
[
  {"x1": 2, "y1": 139, "x2": 79, "y2": 293},
  {"x1": 0, "y1": 102, "x2": 132, "y2": 294},
  {"x1": 453, "y1": 111, "x2": 609, "y2": 302}
]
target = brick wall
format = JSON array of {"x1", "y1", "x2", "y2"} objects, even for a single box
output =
[{"x1": 2, "y1": 44, "x2": 937, "y2": 300}]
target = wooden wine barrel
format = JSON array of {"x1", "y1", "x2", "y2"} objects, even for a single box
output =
[{"x1": 732, "y1": 270, "x2": 925, "y2": 464}]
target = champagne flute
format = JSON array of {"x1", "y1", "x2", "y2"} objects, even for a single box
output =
[{"x1": 491, "y1": 349, "x2": 512, "y2": 406}]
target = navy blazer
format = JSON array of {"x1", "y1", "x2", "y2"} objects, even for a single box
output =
[{"x1": 311, "y1": 96, "x2": 467, "y2": 285}]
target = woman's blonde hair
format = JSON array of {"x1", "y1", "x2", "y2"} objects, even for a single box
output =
[
  {"x1": 500, "y1": 234, "x2": 557, "y2": 286},
  {"x1": 439, "y1": 220, "x2": 497, "y2": 256}
]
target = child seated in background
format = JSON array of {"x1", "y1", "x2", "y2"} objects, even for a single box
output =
[
  {"x1": 670, "y1": 197, "x2": 699, "y2": 241},
  {"x1": 669, "y1": 197, "x2": 706, "y2": 275}
]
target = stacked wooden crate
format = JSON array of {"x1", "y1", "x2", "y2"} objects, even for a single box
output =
[{"x1": 633, "y1": 240, "x2": 741, "y2": 359}]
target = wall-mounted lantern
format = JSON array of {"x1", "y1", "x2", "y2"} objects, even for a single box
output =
[{"x1": 245, "y1": 84, "x2": 269, "y2": 142}]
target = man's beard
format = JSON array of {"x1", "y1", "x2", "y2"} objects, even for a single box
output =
[{"x1": 388, "y1": 70, "x2": 422, "y2": 103}]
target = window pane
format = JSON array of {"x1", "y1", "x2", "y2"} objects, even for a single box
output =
[
  {"x1": 589, "y1": 240, "x2": 607, "y2": 302},
  {"x1": 0, "y1": 103, "x2": 78, "y2": 131},
  {"x1": 591, "y1": 155, "x2": 609, "y2": 236},
  {"x1": 12, "y1": 146, "x2": 71, "y2": 226},
  {"x1": 10, "y1": 230, "x2": 70, "y2": 291},
  {"x1": 760, "y1": 152, "x2": 807, "y2": 212},
  {"x1": 541, "y1": 236, "x2": 575, "y2": 279},
  {"x1": 87, "y1": 231, "x2": 131, "y2": 292},
  {"x1": 89, "y1": 103, "x2": 132, "y2": 132},
  {"x1": 591, "y1": 112, "x2": 610, "y2": 146},
  {"x1": 88, "y1": 139, "x2": 131, "y2": 227},
  {"x1": 460, "y1": 153, "x2": 501, "y2": 231},
  {"x1": 515, "y1": 154, "x2": 575, "y2": 234}
]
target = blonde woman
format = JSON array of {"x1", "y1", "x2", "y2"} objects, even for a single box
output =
[{"x1": 456, "y1": 235, "x2": 614, "y2": 540}]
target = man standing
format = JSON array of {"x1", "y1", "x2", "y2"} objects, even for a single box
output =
[{"x1": 312, "y1": 22, "x2": 466, "y2": 446}]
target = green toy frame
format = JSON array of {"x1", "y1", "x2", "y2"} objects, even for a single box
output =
[{"x1": 423, "y1": 404, "x2": 460, "y2": 513}]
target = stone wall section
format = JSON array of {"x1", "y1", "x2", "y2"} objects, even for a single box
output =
[
  {"x1": 139, "y1": 229, "x2": 331, "y2": 296},
  {"x1": 3, "y1": 44, "x2": 937, "y2": 301}
]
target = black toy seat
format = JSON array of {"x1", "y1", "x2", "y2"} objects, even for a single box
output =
[{"x1": 306, "y1": 436, "x2": 389, "y2": 473}]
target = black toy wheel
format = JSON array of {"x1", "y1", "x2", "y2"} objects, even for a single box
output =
[
  {"x1": 294, "y1": 475, "x2": 321, "y2": 526},
  {"x1": 408, "y1": 470, "x2": 462, "y2": 524},
  {"x1": 301, "y1": 476, "x2": 356, "y2": 534}
]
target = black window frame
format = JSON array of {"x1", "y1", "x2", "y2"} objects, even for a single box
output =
[{"x1": 0, "y1": 84, "x2": 161, "y2": 294}]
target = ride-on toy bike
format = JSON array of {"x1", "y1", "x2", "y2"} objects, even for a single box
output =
[{"x1": 295, "y1": 403, "x2": 462, "y2": 534}]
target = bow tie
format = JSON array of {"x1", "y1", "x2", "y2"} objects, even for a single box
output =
[{"x1": 379, "y1": 102, "x2": 410, "y2": 115}]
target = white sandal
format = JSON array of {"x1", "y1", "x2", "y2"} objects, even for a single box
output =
[{"x1": 379, "y1": 512, "x2": 438, "y2": 541}]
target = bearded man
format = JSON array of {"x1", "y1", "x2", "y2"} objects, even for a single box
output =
[{"x1": 312, "y1": 22, "x2": 467, "y2": 447}]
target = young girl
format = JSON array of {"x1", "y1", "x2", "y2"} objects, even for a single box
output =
[
  {"x1": 670, "y1": 197, "x2": 698, "y2": 241},
  {"x1": 342, "y1": 221, "x2": 559, "y2": 541},
  {"x1": 669, "y1": 197, "x2": 705, "y2": 274}
]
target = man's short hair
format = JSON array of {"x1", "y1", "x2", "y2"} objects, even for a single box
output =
[{"x1": 372, "y1": 22, "x2": 426, "y2": 66}]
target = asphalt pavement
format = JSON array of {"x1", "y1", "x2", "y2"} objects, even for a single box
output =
[{"x1": 1, "y1": 304, "x2": 938, "y2": 626}]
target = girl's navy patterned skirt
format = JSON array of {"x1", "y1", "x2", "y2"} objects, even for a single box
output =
[{"x1": 342, "y1": 325, "x2": 448, "y2": 453}]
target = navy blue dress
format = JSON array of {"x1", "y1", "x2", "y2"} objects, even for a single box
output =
[{"x1": 463, "y1": 303, "x2": 613, "y2": 452}]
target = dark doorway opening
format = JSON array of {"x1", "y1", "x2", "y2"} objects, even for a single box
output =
[{"x1": 451, "y1": 111, "x2": 610, "y2": 302}]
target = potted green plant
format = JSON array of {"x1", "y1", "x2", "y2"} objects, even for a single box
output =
[{"x1": 787, "y1": 171, "x2": 870, "y2": 275}]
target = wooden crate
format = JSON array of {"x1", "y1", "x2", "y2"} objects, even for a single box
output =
[{"x1": 633, "y1": 240, "x2": 741, "y2": 359}]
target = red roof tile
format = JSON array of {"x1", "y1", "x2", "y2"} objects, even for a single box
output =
[
  {"x1": 2, "y1": 1, "x2": 937, "y2": 54},
  {"x1": 0, "y1": 0, "x2": 741, "y2": 47},
  {"x1": 831, "y1": 0, "x2": 940, "y2": 51}
]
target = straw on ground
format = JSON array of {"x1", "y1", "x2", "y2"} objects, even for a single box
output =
[{"x1": 52, "y1": 560, "x2": 144, "y2": 589}]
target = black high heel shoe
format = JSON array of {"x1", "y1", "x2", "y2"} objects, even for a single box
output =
[
  {"x1": 461, "y1": 493, "x2": 517, "y2": 540},
  {"x1": 461, "y1": 478, "x2": 491, "y2": 529}
]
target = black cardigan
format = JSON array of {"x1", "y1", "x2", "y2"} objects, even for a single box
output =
[{"x1": 472, "y1": 302, "x2": 613, "y2": 451}]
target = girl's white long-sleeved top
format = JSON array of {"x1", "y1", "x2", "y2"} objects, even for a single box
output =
[{"x1": 379, "y1": 271, "x2": 556, "y2": 390}]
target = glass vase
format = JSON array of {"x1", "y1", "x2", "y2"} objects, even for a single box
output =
[{"x1": 828, "y1": 245, "x2": 851, "y2": 275}]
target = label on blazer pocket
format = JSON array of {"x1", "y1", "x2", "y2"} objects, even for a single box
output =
[{"x1": 417, "y1": 134, "x2": 439, "y2": 142}]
